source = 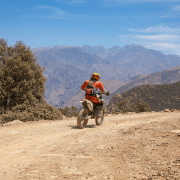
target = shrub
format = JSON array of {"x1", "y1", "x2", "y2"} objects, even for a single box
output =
[
  {"x1": 117, "y1": 99, "x2": 134, "y2": 113},
  {"x1": 1, "y1": 102, "x2": 63, "y2": 124},
  {"x1": 117, "y1": 99, "x2": 151, "y2": 113},
  {"x1": 134, "y1": 101, "x2": 151, "y2": 113},
  {"x1": 58, "y1": 105, "x2": 78, "y2": 117}
]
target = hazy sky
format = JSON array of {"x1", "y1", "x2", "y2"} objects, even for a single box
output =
[{"x1": 1, "y1": 0, "x2": 180, "y2": 55}]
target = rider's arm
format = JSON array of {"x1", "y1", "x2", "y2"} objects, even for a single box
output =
[
  {"x1": 98, "y1": 82, "x2": 107, "y2": 94},
  {"x1": 81, "y1": 80, "x2": 89, "y2": 91}
]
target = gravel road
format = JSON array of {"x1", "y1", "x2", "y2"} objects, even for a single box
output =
[{"x1": 0, "y1": 112, "x2": 180, "y2": 180}]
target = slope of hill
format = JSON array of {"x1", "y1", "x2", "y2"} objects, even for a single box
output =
[
  {"x1": 106, "y1": 81, "x2": 180, "y2": 112},
  {"x1": 44, "y1": 64, "x2": 89, "y2": 107},
  {"x1": 106, "y1": 65, "x2": 180, "y2": 103}
]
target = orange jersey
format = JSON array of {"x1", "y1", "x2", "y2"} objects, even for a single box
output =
[
  {"x1": 81, "y1": 80, "x2": 106, "y2": 103},
  {"x1": 81, "y1": 80, "x2": 106, "y2": 93}
]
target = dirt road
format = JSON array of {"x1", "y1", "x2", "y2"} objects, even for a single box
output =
[{"x1": 0, "y1": 112, "x2": 180, "y2": 180}]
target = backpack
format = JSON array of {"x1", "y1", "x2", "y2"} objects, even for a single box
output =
[{"x1": 85, "y1": 81, "x2": 96, "y2": 96}]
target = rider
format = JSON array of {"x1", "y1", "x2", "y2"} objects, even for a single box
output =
[{"x1": 81, "y1": 73, "x2": 109, "y2": 117}]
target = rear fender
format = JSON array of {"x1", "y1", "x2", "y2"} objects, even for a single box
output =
[
  {"x1": 80, "y1": 99, "x2": 94, "y2": 112},
  {"x1": 85, "y1": 100, "x2": 94, "y2": 112}
]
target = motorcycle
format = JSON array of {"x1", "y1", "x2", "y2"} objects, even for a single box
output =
[{"x1": 77, "y1": 92, "x2": 105, "y2": 129}]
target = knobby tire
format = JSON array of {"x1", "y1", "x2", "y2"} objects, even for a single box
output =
[
  {"x1": 95, "y1": 109, "x2": 104, "y2": 126},
  {"x1": 77, "y1": 108, "x2": 87, "y2": 129}
]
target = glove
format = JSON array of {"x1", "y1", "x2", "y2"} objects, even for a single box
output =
[{"x1": 106, "y1": 92, "x2": 110, "y2": 96}]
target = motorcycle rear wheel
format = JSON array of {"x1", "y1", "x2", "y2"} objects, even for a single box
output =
[
  {"x1": 77, "y1": 108, "x2": 88, "y2": 129},
  {"x1": 95, "y1": 109, "x2": 104, "y2": 126}
]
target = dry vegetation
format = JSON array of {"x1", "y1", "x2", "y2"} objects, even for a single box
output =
[{"x1": 0, "y1": 39, "x2": 63, "y2": 124}]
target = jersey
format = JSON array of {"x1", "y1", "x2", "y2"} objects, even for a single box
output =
[{"x1": 81, "y1": 80, "x2": 106, "y2": 103}]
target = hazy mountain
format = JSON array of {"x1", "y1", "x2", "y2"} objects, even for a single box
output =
[
  {"x1": 79, "y1": 45, "x2": 121, "y2": 59},
  {"x1": 32, "y1": 46, "x2": 137, "y2": 108},
  {"x1": 105, "y1": 45, "x2": 180, "y2": 74},
  {"x1": 79, "y1": 45, "x2": 180, "y2": 74},
  {"x1": 106, "y1": 81, "x2": 180, "y2": 112},
  {"x1": 44, "y1": 64, "x2": 89, "y2": 107},
  {"x1": 33, "y1": 46, "x2": 137, "y2": 82},
  {"x1": 32, "y1": 45, "x2": 180, "y2": 108}
]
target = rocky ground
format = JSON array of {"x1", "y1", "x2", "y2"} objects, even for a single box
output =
[{"x1": 0, "y1": 112, "x2": 180, "y2": 180}]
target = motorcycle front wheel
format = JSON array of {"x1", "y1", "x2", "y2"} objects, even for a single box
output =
[
  {"x1": 95, "y1": 109, "x2": 104, "y2": 126},
  {"x1": 77, "y1": 108, "x2": 88, "y2": 129}
]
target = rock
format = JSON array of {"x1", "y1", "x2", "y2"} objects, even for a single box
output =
[
  {"x1": 170, "y1": 130, "x2": 180, "y2": 134},
  {"x1": 164, "y1": 109, "x2": 170, "y2": 112}
]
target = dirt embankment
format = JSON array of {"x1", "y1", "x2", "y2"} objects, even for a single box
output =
[{"x1": 0, "y1": 112, "x2": 180, "y2": 180}]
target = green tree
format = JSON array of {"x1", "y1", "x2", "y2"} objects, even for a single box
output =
[{"x1": 0, "y1": 39, "x2": 46, "y2": 113}]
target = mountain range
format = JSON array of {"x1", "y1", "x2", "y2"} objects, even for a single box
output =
[{"x1": 32, "y1": 45, "x2": 180, "y2": 108}]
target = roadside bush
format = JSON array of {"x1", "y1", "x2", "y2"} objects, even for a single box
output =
[
  {"x1": 117, "y1": 99, "x2": 134, "y2": 113},
  {"x1": 1, "y1": 102, "x2": 63, "y2": 124},
  {"x1": 117, "y1": 99, "x2": 151, "y2": 113},
  {"x1": 134, "y1": 101, "x2": 151, "y2": 113},
  {"x1": 58, "y1": 105, "x2": 78, "y2": 117}
]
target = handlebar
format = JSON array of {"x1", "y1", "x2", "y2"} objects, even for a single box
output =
[{"x1": 82, "y1": 89, "x2": 109, "y2": 96}]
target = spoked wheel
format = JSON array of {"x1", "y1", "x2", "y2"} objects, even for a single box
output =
[
  {"x1": 95, "y1": 109, "x2": 104, "y2": 126},
  {"x1": 77, "y1": 108, "x2": 88, "y2": 129}
]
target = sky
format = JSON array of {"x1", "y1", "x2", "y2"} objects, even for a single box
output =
[{"x1": 1, "y1": 0, "x2": 180, "y2": 55}]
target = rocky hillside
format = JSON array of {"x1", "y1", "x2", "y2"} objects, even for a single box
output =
[
  {"x1": 106, "y1": 81, "x2": 180, "y2": 112},
  {"x1": 106, "y1": 65, "x2": 180, "y2": 103}
]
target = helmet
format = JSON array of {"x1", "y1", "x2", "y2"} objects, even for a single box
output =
[{"x1": 92, "y1": 73, "x2": 100, "y2": 80}]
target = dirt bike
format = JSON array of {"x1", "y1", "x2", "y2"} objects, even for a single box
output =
[{"x1": 77, "y1": 92, "x2": 105, "y2": 129}]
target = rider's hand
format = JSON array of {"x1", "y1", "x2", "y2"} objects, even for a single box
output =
[{"x1": 106, "y1": 92, "x2": 110, "y2": 96}]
